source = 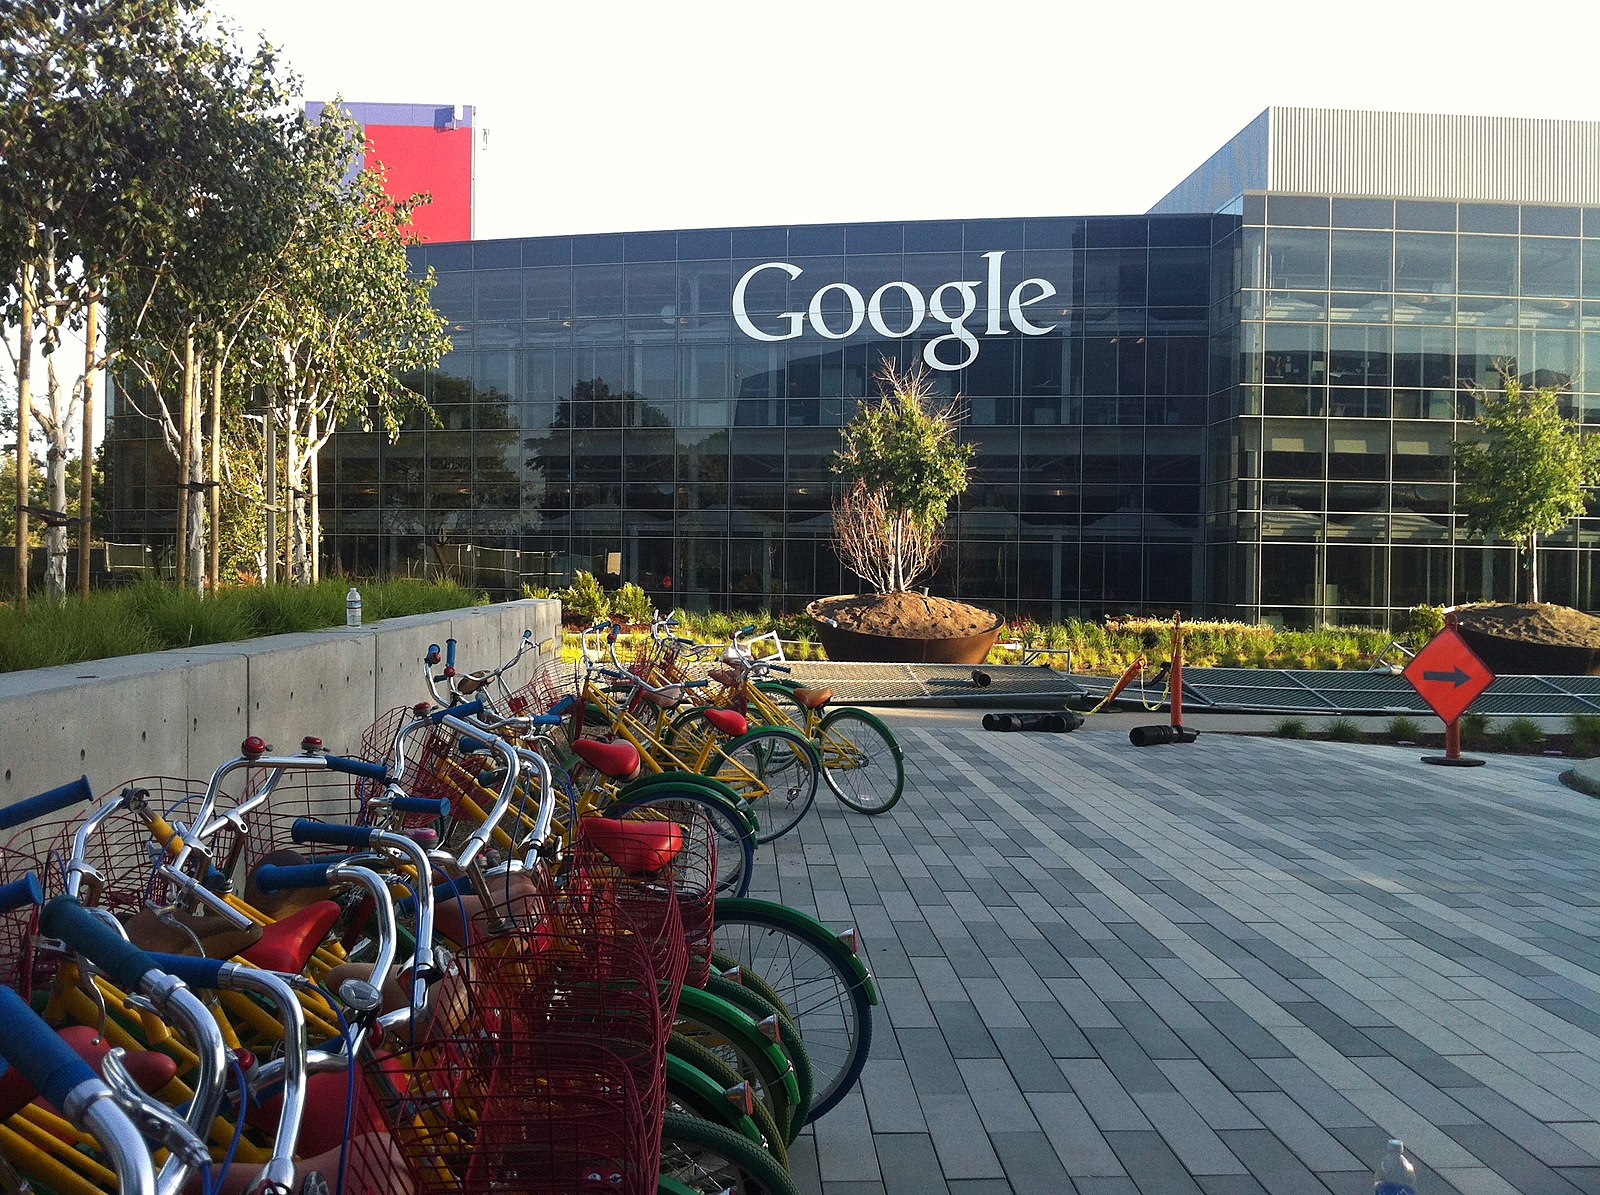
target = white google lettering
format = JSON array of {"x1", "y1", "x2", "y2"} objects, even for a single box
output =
[{"x1": 730, "y1": 251, "x2": 1057, "y2": 372}]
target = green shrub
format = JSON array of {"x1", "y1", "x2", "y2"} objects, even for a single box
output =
[
  {"x1": 612, "y1": 582, "x2": 654, "y2": 626},
  {"x1": 1459, "y1": 712, "x2": 1490, "y2": 749},
  {"x1": 560, "y1": 571, "x2": 610, "y2": 626},
  {"x1": 521, "y1": 584, "x2": 552, "y2": 600},
  {"x1": 1571, "y1": 714, "x2": 1600, "y2": 758},
  {"x1": 1402, "y1": 604, "x2": 1446, "y2": 646},
  {"x1": 1385, "y1": 716, "x2": 1426, "y2": 743},
  {"x1": 1325, "y1": 716, "x2": 1365, "y2": 742},
  {"x1": 1496, "y1": 717, "x2": 1545, "y2": 751},
  {"x1": 1274, "y1": 718, "x2": 1309, "y2": 739}
]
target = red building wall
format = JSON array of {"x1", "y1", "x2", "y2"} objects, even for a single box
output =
[{"x1": 307, "y1": 102, "x2": 474, "y2": 242}]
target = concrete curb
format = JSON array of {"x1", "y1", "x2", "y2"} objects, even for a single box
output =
[{"x1": 1560, "y1": 758, "x2": 1600, "y2": 798}]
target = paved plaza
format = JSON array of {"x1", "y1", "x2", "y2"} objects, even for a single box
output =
[{"x1": 764, "y1": 710, "x2": 1600, "y2": 1195}]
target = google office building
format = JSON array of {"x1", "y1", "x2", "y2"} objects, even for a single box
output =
[{"x1": 107, "y1": 107, "x2": 1600, "y2": 624}]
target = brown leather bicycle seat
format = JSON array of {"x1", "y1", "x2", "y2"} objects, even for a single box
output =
[
  {"x1": 792, "y1": 687, "x2": 833, "y2": 709},
  {"x1": 572, "y1": 737, "x2": 642, "y2": 781},
  {"x1": 122, "y1": 905, "x2": 263, "y2": 961}
]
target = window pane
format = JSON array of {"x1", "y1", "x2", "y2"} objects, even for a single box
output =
[
  {"x1": 1458, "y1": 235, "x2": 1517, "y2": 296},
  {"x1": 1331, "y1": 230, "x2": 1392, "y2": 291},
  {"x1": 1265, "y1": 228, "x2": 1329, "y2": 290}
]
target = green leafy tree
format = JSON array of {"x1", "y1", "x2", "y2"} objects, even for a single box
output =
[
  {"x1": 1454, "y1": 363, "x2": 1600, "y2": 604},
  {"x1": 830, "y1": 363, "x2": 975, "y2": 593},
  {"x1": 248, "y1": 118, "x2": 450, "y2": 583}
]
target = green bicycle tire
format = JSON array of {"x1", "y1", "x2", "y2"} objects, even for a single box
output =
[
  {"x1": 658, "y1": 1108, "x2": 800, "y2": 1195},
  {"x1": 817, "y1": 706, "x2": 906, "y2": 814},
  {"x1": 701, "y1": 972, "x2": 814, "y2": 1136},
  {"x1": 710, "y1": 950, "x2": 792, "y2": 1022},
  {"x1": 675, "y1": 984, "x2": 800, "y2": 1140},
  {"x1": 711, "y1": 898, "x2": 877, "y2": 1123},
  {"x1": 669, "y1": 1032, "x2": 789, "y2": 1169}
]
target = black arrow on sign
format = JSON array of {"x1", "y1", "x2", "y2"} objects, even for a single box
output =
[{"x1": 1423, "y1": 666, "x2": 1470, "y2": 687}]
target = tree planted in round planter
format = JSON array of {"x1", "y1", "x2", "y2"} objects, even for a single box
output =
[{"x1": 807, "y1": 364, "x2": 1003, "y2": 663}]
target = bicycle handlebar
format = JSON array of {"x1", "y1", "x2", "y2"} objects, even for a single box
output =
[
  {"x1": 323, "y1": 755, "x2": 389, "y2": 782},
  {"x1": 0, "y1": 984, "x2": 98, "y2": 1110},
  {"x1": 0, "y1": 775, "x2": 93, "y2": 832},
  {"x1": 392, "y1": 795, "x2": 452, "y2": 818},
  {"x1": 290, "y1": 819, "x2": 373, "y2": 850},
  {"x1": 255, "y1": 862, "x2": 336, "y2": 892},
  {"x1": 41, "y1": 895, "x2": 159, "y2": 994},
  {"x1": 0, "y1": 872, "x2": 42, "y2": 913}
]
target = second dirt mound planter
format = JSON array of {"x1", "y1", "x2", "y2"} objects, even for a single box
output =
[{"x1": 807, "y1": 593, "x2": 1004, "y2": 665}]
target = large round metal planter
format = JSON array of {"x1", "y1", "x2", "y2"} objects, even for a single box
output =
[{"x1": 806, "y1": 599, "x2": 1005, "y2": 665}]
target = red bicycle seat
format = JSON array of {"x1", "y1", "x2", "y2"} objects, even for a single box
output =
[
  {"x1": 240, "y1": 900, "x2": 342, "y2": 974},
  {"x1": 703, "y1": 708, "x2": 749, "y2": 738},
  {"x1": 572, "y1": 737, "x2": 642, "y2": 781},
  {"x1": 0, "y1": 1026, "x2": 179, "y2": 1120},
  {"x1": 792, "y1": 687, "x2": 833, "y2": 709},
  {"x1": 580, "y1": 816, "x2": 684, "y2": 874}
]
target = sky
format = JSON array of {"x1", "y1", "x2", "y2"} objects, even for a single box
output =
[{"x1": 204, "y1": 0, "x2": 1600, "y2": 242}]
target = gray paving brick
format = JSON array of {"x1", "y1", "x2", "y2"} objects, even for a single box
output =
[
  {"x1": 918, "y1": 1093, "x2": 1006, "y2": 1181},
  {"x1": 1058, "y1": 1059, "x2": 1153, "y2": 1132},
  {"x1": 874, "y1": 1133, "x2": 950, "y2": 1195},
  {"x1": 1103, "y1": 1130, "x2": 1207, "y2": 1195},
  {"x1": 1130, "y1": 1091, "x2": 1248, "y2": 1175}
]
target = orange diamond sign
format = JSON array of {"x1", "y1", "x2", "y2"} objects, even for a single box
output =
[{"x1": 1403, "y1": 625, "x2": 1495, "y2": 725}]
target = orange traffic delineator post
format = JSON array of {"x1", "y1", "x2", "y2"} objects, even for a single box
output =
[{"x1": 1131, "y1": 612, "x2": 1198, "y2": 747}]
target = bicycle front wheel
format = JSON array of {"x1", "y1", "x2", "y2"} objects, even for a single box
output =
[
  {"x1": 711, "y1": 727, "x2": 819, "y2": 844},
  {"x1": 817, "y1": 707, "x2": 905, "y2": 814},
  {"x1": 658, "y1": 1109, "x2": 800, "y2": 1195},
  {"x1": 711, "y1": 898, "x2": 875, "y2": 1123}
]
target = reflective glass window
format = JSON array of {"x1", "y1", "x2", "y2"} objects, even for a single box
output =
[
  {"x1": 1524, "y1": 207, "x2": 1581, "y2": 237},
  {"x1": 1265, "y1": 228, "x2": 1328, "y2": 290},
  {"x1": 1268, "y1": 196, "x2": 1330, "y2": 227},
  {"x1": 1329, "y1": 325, "x2": 1391, "y2": 388},
  {"x1": 1332, "y1": 197, "x2": 1394, "y2": 229},
  {"x1": 1263, "y1": 323, "x2": 1326, "y2": 385},
  {"x1": 1082, "y1": 249, "x2": 1148, "y2": 306},
  {"x1": 1459, "y1": 235, "x2": 1517, "y2": 295},
  {"x1": 1395, "y1": 201, "x2": 1455, "y2": 231},
  {"x1": 1331, "y1": 230, "x2": 1391, "y2": 291},
  {"x1": 1522, "y1": 237, "x2": 1581, "y2": 297},
  {"x1": 573, "y1": 265, "x2": 624, "y2": 317},
  {"x1": 1147, "y1": 247, "x2": 1209, "y2": 305},
  {"x1": 1394, "y1": 233, "x2": 1456, "y2": 293},
  {"x1": 1459, "y1": 204, "x2": 1519, "y2": 234},
  {"x1": 1327, "y1": 423, "x2": 1389, "y2": 480}
]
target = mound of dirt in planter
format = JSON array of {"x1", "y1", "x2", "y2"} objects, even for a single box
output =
[
  {"x1": 809, "y1": 592, "x2": 1001, "y2": 639},
  {"x1": 1454, "y1": 603, "x2": 1600, "y2": 676},
  {"x1": 1455, "y1": 603, "x2": 1600, "y2": 647}
]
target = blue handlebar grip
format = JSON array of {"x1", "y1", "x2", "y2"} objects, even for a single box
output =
[
  {"x1": 737, "y1": 624, "x2": 756, "y2": 636},
  {"x1": 530, "y1": 713, "x2": 563, "y2": 727},
  {"x1": 40, "y1": 896, "x2": 156, "y2": 994},
  {"x1": 394, "y1": 874, "x2": 473, "y2": 915},
  {"x1": 431, "y1": 699, "x2": 485, "y2": 723},
  {"x1": 0, "y1": 986, "x2": 98, "y2": 1110},
  {"x1": 392, "y1": 796, "x2": 451, "y2": 818},
  {"x1": 547, "y1": 695, "x2": 576, "y2": 717},
  {"x1": 0, "y1": 776, "x2": 93, "y2": 832},
  {"x1": 683, "y1": 679, "x2": 709, "y2": 688},
  {"x1": 142, "y1": 953, "x2": 227, "y2": 990},
  {"x1": 770, "y1": 663, "x2": 792, "y2": 672},
  {"x1": 457, "y1": 736, "x2": 488, "y2": 755},
  {"x1": 255, "y1": 862, "x2": 335, "y2": 892},
  {"x1": 290, "y1": 819, "x2": 374, "y2": 849},
  {"x1": 0, "y1": 873, "x2": 42, "y2": 914},
  {"x1": 426, "y1": 643, "x2": 440, "y2": 664},
  {"x1": 323, "y1": 755, "x2": 389, "y2": 782},
  {"x1": 445, "y1": 639, "x2": 457, "y2": 669}
]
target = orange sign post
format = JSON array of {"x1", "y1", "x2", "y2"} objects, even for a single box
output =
[{"x1": 1402, "y1": 613, "x2": 1494, "y2": 767}]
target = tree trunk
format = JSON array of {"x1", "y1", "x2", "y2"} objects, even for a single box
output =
[
  {"x1": 15, "y1": 253, "x2": 34, "y2": 608},
  {"x1": 186, "y1": 351, "x2": 205, "y2": 591},
  {"x1": 79, "y1": 297, "x2": 96, "y2": 596},
  {"x1": 43, "y1": 429, "x2": 67, "y2": 600},
  {"x1": 308, "y1": 408, "x2": 320, "y2": 585},
  {"x1": 1528, "y1": 530, "x2": 1540, "y2": 604},
  {"x1": 178, "y1": 329, "x2": 193, "y2": 589},
  {"x1": 208, "y1": 332, "x2": 222, "y2": 591}
]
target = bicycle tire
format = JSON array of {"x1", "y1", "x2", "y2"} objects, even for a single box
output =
[
  {"x1": 702, "y1": 972, "x2": 814, "y2": 1137},
  {"x1": 605, "y1": 787, "x2": 756, "y2": 899},
  {"x1": 710, "y1": 727, "x2": 819, "y2": 844},
  {"x1": 675, "y1": 984, "x2": 801, "y2": 1141},
  {"x1": 711, "y1": 898, "x2": 875, "y2": 1123},
  {"x1": 710, "y1": 950, "x2": 792, "y2": 1022},
  {"x1": 817, "y1": 707, "x2": 905, "y2": 815},
  {"x1": 658, "y1": 1108, "x2": 800, "y2": 1195},
  {"x1": 669, "y1": 1032, "x2": 789, "y2": 1169}
]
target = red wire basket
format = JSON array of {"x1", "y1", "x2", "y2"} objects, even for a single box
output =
[{"x1": 361, "y1": 875, "x2": 668, "y2": 1195}]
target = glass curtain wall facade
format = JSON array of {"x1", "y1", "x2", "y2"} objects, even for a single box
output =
[
  {"x1": 1224, "y1": 195, "x2": 1600, "y2": 625},
  {"x1": 316, "y1": 216, "x2": 1229, "y2": 617},
  {"x1": 103, "y1": 200, "x2": 1600, "y2": 625}
]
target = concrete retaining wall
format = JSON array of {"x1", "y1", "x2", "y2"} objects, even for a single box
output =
[{"x1": 0, "y1": 598, "x2": 561, "y2": 812}]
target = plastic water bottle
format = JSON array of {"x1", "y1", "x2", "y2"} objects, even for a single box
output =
[
  {"x1": 1374, "y1": 1139, "x2": 1418, "y2": 1195},
  {"x1": 346, "y1": 587, "x2": 362, "y2": 628}
]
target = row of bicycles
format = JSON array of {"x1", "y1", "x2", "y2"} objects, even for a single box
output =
[{"x1": 0, "y1": 616, "x2": 902, "y2": 1194}]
